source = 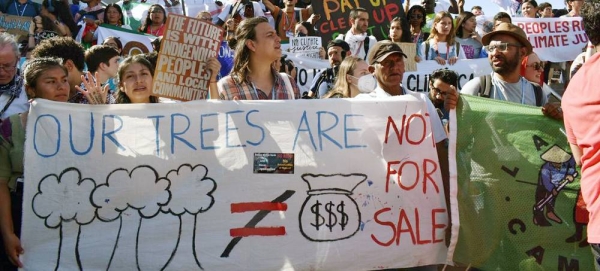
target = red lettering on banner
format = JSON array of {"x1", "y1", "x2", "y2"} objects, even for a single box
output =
[
  {"x1": 572, "y1": 20, "x2": 583, "y2": 32},
  {"x1": 319, "y1": 17, "x2": 348, "y2": 34},
  {"x1": 371, "y1": 207, "x2": 447, "y2": 247},
  {"x1": 383, "y1": 114, "x2": 426, "y2": 146},
  {"x1": 372, "y1": 3, "x2": 400, "y2": 23},
  {"x1": 517, "y1": 21, "x2": 570, "y2": 35},
  {"x1": 385, "y1": 159, "x2": 440, "y2": 194},
  {"x1": 529, "y1": 34, "x2": 569, "y2": 48}
]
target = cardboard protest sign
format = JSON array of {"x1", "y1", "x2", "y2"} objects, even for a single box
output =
[
  {"x1": 0, "y1": 14, "x2": 33, "y2": 42},
  {"x1": 398, "y1": 42, "x2": 417, "y2": 72},
  {"x1": 312, "y1": 0, "x2": 406, "y2": 48},
  {"x1": 513, "y1": 17, "x2": 588, "y2": 62},
  {"x1": 22, "y1": 98, "x2": 450, "y2": 270},
  {"x1": 289, "y1": 36, "x2": 322, "y2": 60},
  {"x1": 153, "y1": 14, "x2": 224, "y2": 101}
]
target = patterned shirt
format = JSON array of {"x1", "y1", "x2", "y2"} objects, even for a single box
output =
[
  {"x1": 68, "y1": 82, "x2": 116, "y2": 104},
  {"x1": 217, "y1": 69, "x2": 300, "y2": 100}
]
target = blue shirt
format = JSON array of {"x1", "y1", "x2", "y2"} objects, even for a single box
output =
[{"x1": 2, "y1": 0, "x2": 39, "y2": 17}]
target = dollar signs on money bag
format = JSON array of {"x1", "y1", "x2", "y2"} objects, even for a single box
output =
[
  {"x1": 309, "y1": 200, "x2": 349, "y2": 232},
  {"x1": 299, "y1": 173, "x2": 367, "y2": 242}
]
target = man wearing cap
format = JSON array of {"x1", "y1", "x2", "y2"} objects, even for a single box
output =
[
  {"x1": 460, "y1": 23, "x2": 561, "y2": 117},
  {"x1": 563, "y1": 0, "x2": 600, "y2": 267},
  {"x1": 357, "y1": 42, "x2": 458, "y2": 243},
  {"x1": 308, "y1": 39, "x2": 351, "y2": 98}
]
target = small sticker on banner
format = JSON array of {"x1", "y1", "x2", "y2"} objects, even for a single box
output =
[{"x1": 253, "y1": 153, "x2": 295, "y2": 174}]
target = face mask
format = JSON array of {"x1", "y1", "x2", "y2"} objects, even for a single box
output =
[{"x1": 352, "y1": 74, "x2": 377, "y2": 93}]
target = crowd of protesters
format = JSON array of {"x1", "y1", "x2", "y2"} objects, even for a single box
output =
[{"x1": 1, "y1": 0, "x2": 600, "y2": 269}]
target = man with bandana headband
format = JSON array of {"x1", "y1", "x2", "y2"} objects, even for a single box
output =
[{"x1": 0, "y1": 33, "x2": 28, "y2": 120}]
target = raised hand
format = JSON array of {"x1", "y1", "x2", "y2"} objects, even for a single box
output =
[{"x1": 75, "y1": 72, "x2": 109, "y2": 105}]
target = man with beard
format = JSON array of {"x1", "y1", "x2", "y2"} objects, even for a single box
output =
[
  {"x1": 428, "y1": 68, "x2": 458, "y2": 134},
  {"x1": 307, "y1": 39, "x2": 350, "y2": 98},
  {"x1": 336, "y1": 8, "x2": 377, "y2": 63},
  {"x1": 460, "y1": 22, "x2": 560, "y2": 119}
]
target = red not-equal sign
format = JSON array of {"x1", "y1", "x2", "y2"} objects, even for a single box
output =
[{"x1": 229, "y1": 201, "x2": 288, "y2": 237}]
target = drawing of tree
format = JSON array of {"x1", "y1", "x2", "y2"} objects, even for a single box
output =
[
  {"x1": 160, "y1": 164, "x2": 216, "y2": 270},
  {"x1": 32, "y1": 167, "x2": 97, "y2": 270},
  {"x1": 91, "y1": 165, "x2": 171, "y2": 270}
]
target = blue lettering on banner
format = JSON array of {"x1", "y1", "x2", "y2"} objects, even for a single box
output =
[
  {"x1": 200, "y1": 113, "x2": 220, "y2": 150},
  {"x1": 317, "y1": 111, "x2": 342, "y2": 150},
  {"x1": 171, "y1": 113, "x2": 197, "y2": 154},
  {"x1": 148, "y1": 115, "x2": 165, "y2": 156},
  {"x1": 344, "y1": 114, "x2": 367, "y2": 149},
  {"x1": 225, "y1": 110, "x2": 246, "y2": 148},
  {"x1": 34, "y1": 114, "x2": 61, "y2": 158},
  {"x1": 245, "y1": 110, "x2": 265, "y2": 146},
  {"x1": 293, "y1": 111, "x2": 318, "y2": 151},
  {"x1": 69, "y1": 113, "x2": 95, "y2": 155},
  {"x1": 102, "y1": 115, "x2": 126, "y2": 153}
]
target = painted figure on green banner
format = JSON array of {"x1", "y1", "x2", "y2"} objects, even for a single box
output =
[{"x1": 533, "y1": 145, "x2": 577, "y2": 226}]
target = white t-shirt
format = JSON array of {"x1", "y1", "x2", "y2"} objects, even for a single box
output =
[
  {"x1": 336, "y1": 30, "x2": 377, "y2": 64},
  {"x1": 355, "y1": 86, "x2": 447, "y2": 143},
  {"x1": 217, "y1": 1, "x2": 265, "y2": 22}
]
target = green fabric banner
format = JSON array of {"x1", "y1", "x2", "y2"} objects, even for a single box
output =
[{"x1": 453, "y1": 95, "x2": 594, "y2": 270}]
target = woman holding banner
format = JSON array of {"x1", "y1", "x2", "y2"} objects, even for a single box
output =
[
  {"x1": 217, "y1": 17, "x2": 299, "y2": 100},
  {"x1": 416, "y1": 11, "x2": 466, "y2": 65},
  {"x1": 323, "y1": 56, "x2": 371, "y2": 98},
  {"x1": 0, "y1": 57, "x2": 70, "y2": 271}
]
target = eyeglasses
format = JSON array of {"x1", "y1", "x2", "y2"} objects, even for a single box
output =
[
  {"x1": 377, "y1": 59, "x2": 404, "y2": 68},
  {"x1": 0, "y1": 62, "x2": 16, "y2": 72},
  {"x1": 430, "y1": 86, "x2": 447, "y2": 97},
  {"x1": 149, "y1": 10, "x2": 163, "y2": 13},
  {"x1": 410, "y1": 14, "x2": 423, "y2": 19},
  {"x1": 526, "y1": 61, "x2": 545, "y2": 71},
  {"x1": 483, "y1": 42, "x2": 521, "y2": 53}
]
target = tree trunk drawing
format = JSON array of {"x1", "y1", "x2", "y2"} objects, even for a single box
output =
[
  {"x1": 55, "y1": 222, "x2": 83, "y2": 271},
  {"x1": 107, "y1": 213, "x2": 142, "y2": 271},
  {"x1": 162, "y1": 214, "x2": 203, "y2": 270}
]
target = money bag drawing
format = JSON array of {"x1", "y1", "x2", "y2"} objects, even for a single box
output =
[{"x1": 298, "y1": 173, "x2": 367, "y2": 242}]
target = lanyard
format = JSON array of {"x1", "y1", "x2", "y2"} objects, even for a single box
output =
[
  {"x1": 251, "y1": 82, "x2": 276, "y2": 100},
  {"x1": 492, "y1": 75, "x2": 526, "y2": 104},
  {"x1": 283, "y1": 10, "x2": 295, "y2": 32},
  {"x1": 14, "y1": 2, "x2": 28, "y2": 16}
]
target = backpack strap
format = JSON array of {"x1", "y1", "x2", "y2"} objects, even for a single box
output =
[
  {"x1": 363, "y1": 36, "x2": 370, "y2": 60},
  {"x1": 532, "y1": 83, "x2": 543, "y2": 106},
  {"x1": 425, "y1": 41, "x2": 430, "y2": 60},
  {"x1": 478, "y1": 75, "x2": 492, "y2": 98}
]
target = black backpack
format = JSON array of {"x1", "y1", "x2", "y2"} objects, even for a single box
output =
[{"x1": 478, "y1": 75, "x2": 543, "y2": 106}]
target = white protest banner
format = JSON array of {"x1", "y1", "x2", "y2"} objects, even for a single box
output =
[
  {"x1": 22, "y1": 98, "x2": 451, "y2": 270},
  {"x1": 284, "y1": 56, "x2": 491, "y2": 95},
  {"x1": 403, "y1": 58, "x2": 492, "y2": 92},
  {"x1": 97, "y1": 25, "x2": 155, "y2": 56},
  {"x1": 153, "y1": 14, "x2": 224, "y2": 101},
  {"x1": 289, "y1": 36, "x2": 322, "y2": 60},
  {"x1": 513, "y1": 17, "x2": 588, "y2": 62}
]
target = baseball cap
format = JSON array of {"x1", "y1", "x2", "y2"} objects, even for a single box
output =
[
  {"x1": 327, "y1": 39, "x2": 350, "y2": 52},
  {"x1": 367, "y1": 40, "x2": 408, "y2": 64},
  {"x1": 482, "y1": 22, "x2": 533, "y2": 54}
]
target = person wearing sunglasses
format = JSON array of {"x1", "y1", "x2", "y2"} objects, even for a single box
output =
[
  {"x1": 460, "y1": 23, "x2": 561, "y2": 120},
  {"x1": 407, "y1": 5, "x2": 429, "y2": 44}
]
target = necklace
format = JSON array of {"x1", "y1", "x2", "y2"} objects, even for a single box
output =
[{"x1": 149, "y1": 24, "x2": 164, "y2": 36}]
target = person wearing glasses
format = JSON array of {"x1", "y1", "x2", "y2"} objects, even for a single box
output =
[
  {"x1": 428, "y1": 68, "x2": 458, "y2": 133},
  {"x1": 407, "y1": 5, "x2": 429, "y2": 44},
  {"x1": 0, "y1": 33, "x2": 28, "y2": 120},
  {"x1": 460, "y1": 23, "x2": 561, "y2": 119}
]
